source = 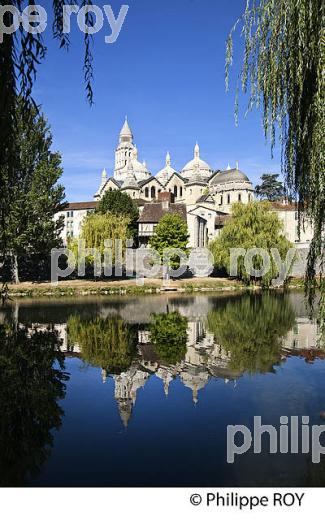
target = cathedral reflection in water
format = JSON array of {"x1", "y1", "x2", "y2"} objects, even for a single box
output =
[{"x1": 6, "y1": 293, "x2": 322, "y2": 429}]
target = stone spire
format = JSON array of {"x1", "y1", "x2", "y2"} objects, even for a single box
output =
[
  {"x1": 226, "y1": 163, "x2": 231, "y2": 171},
  {"x1": 166, "y1": 151, "x2": 171, "y2": 167},
  {"x1": 194, "y1": 142, "x2": 200, "y2": 159},
  {"x1": 119, "y1": 116, "x2": 133, "y2": 143}
]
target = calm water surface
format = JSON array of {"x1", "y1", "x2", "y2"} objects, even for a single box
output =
[{"x1": 0, "y1": 291, "x2": 324, "y2": 487}]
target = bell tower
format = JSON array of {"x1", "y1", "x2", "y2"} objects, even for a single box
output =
[{"x1": 114, "y1": 117, "x2": 135, "y2": 180}]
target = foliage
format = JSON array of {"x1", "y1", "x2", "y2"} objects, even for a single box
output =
[
  {"x1": 150, "y1": 311, "x2": 188, "y2": 364},
  {"x1": 0, "y1": 1, "x2": 94, "y2": 292},
  {"x1": 97, "y1": 190, "x2": 139, "y2": 239},
  {"x1": 149, "y1": 214, "x2": 189, "y2": 270},
  {"x1": 68, "y1": 315, "x2": 138, "y2": 374},
  {"x1": 209, "y1": 201, "x2": 294, "y2": 286},
  {"x1": 206, "y1": 293, "x2": 296, "y2": 374},
  {"x1": 68, "y1": 212, "x2": 131, "y2": 272},
  {"x1": 226, "y1": 0, "x2": 324, "y2": 319},
  {"x1": 0, "y1": 99, "x2": 65, "y2": 283},
  {"x1": 255, "y1": 173, "x2": 285, "y2": 201},
  {"x1": 0, "y1": 323, "x2": 68, "y2": 485}
]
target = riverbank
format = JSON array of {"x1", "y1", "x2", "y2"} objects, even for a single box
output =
[{"x1": 5, "y1": 277, "x2": 305, "y2": 298}]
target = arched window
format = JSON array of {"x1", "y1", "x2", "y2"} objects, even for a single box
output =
[
  {"x1": 238, "y1": 193, "x2": 242, "y2": 202},
  {"x1": 174, "y1": 185, "x2": 178, "y2": 198},
  {"x1": 180, "y1": 187, "x2": 183, "y2": 197},
  {"x1": 145, "y1": 187, "x2": 149, "y2": 198},
  {"x1": 248, "y1": 193, "x2": 251, "y2": 202},
  {"x1": 151, "y1": 186, "x2": 156, "y2": 199},
  {"x1": 227, "y1": 194, "x2": 231, "y2": 204},
  {"x1": 220, "y1": 195, "x2": 223, "y2": 205}
]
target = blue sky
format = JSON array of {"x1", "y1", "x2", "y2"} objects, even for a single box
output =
[{"x1": 34, "y1": 0, "x2": 281, "y2": 201}]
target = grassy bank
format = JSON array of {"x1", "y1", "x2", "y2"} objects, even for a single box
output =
[{"x1": 5, "y1": 277, "x2": 305, "y2": 298}]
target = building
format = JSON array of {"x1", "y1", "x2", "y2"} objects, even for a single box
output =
[
  {"x1": 138, "y1": 192, "x2": 187, "y2": 246},
  {"x1": 56, "y1": 117, "x2": 314, "y2": 250}
]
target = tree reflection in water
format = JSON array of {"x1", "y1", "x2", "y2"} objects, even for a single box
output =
[
  {"x1": 150, "y1": 311, "x2": 188, "y2": 364},
  {"x1": 206, "y1": 293, "x2": 296, "y2": 374},
  {"x1": 0, "y1": 324, "x2": 69, "y2": 486},
  {"x1": 67, "y1": 315, "x2": 138, "y2": 374}
]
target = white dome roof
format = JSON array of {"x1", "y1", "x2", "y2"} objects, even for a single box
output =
[
  {"x1": 121, "y1": 162, "x2": 139, "y2": 190},
  {"x1": 181, "y1": 143, "x2": 212, "y2": 179},
  {"x1": 156, "y1": 152, "x2": 178, "y2": 185},
  {"x1": 130, "y1": 146, "x2": 151, "y2": 181}
]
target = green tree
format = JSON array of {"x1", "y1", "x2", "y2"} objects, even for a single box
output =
[
  {"x1": 0, "y1": 1, "x2": 95, "y2": 297},
  {"x1": 226, "y1": 0, "x2": 324, "y2": 316},
  {"x1": 209, "y1": 201, "x2": 294, "y2": 286},
  {"x1": 149, "y1": 214, "x2": 189, "y2": 271},
  {"x1": 69, "y1": 212, "x2": 131, "y2": 275},
  {"x1": 150, "y1": 311, "x2": 188, "y2": 364},
  {"x1": 255, "y1": 174, "x2": 285, "y2": 201},
  {"x1": 2, "y1": 100, "x2": 65, "y2": 283},
  {"x1": 97, "y1": 190, "x2": 139, "y2": 239},
  {"x1": 206, "y1": 293, "x2": 296, "y2": 374},
  {"x1": 0, "y1": 323, "x2": 68, "y2": 485},
  {"x1": 68, "y1": 315, "x2": 138, "y2": 374}
]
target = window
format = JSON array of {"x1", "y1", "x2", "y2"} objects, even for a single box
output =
[
  {"x1": 248, "y1": 193, "x2": 252, "y2": 202},
  {"x1": 227, "y1": 194, "x2": 231, "y2": 204},
  {"x1": 220, "y1": 195, "x2": 223, "y2": 205},
  {"x1": 145, "y1": 187, "x2": 149, "y2": 198},
  {"x1": 151, "y1": 186, "x2": 156, "y2": 199},
  {"x1": 238, "y1": 193, "x2": 242, "y2": 202},
  {"x1": 174, "y1": 185, "x2": 178, "y2": 198},
  {"x1": 180, "y1": 187, "x2": 183, "y2": 197}
]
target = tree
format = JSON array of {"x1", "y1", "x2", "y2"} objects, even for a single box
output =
[
  {"x1": 0, "y1": 1, "x2": 95, "y2": 296},
  {"x1": 255, "y1": 174, "x2": 285, "y2": 201},
  {"x1": 206, "y1": 293, "x2": 296, "y2": 374},
  {"x1": 0, "y1": 323, "x2": 68, "y2": 485},
  {"x1": 150, "y1": 311, "x2": 188, "y2": 364},
  {"x1": 226, "y1": 0, "x2": 324, "y2": 317},
  {"x1": 97, "y1": 190, "x2": 139, "y2": 239},
  {"x1": 2, "y1": 100, "x2": 65, "y2": 283},
  {"x1": 209, "y1": 201, "x2": 293, "y2": 287},
  {"x1": 149, "y1": 214, "x2": 189, "y2": 271},
  {"x1": 68, "y1": 212, "x2": 131, "y2": 276},
  {"x1": 67, "y1": 315, "x2": 138, "y2": 374}
]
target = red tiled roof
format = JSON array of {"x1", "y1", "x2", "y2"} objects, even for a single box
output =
[
  {"x1": 270, "y1": 202, "x2": 298, "y2": 211},
  {"x1": 65, "y1": 201, "x2": 98, "y2": 211},
  {"x1": 138, "y1": 202, "x2": 187, "y2": 223}
]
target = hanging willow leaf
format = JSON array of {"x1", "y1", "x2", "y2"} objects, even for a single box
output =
[{"x1": 226, "y1": 0, "x2": 325, "y2": 325}]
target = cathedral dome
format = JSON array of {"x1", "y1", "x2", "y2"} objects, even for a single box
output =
[
  {"x1": 130, "y1": 146, "x2": 151, "y2": 181},
  {"x1": 181, "y1": 143, "x2": 212, "y2": 179},
  {"x1": 156, "y1": 152, "x2": 178, "y2": 186},
  {"x1": 121, "y1": 162, "x2": 139, "y2": 190},
  {"x1": 211, "y1": 167, "x2": 250, "y2": 186}
]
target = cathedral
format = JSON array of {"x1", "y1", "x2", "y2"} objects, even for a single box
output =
[
  {"x1": 92, "y1": 117, "x2": 255, "y2": 247},
  {"x1": 58, "y1": 118, "x2": 313, "y2": 249},
  {"x1": 94, "y1": 117, "x2": 254, "y2": 208}
]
